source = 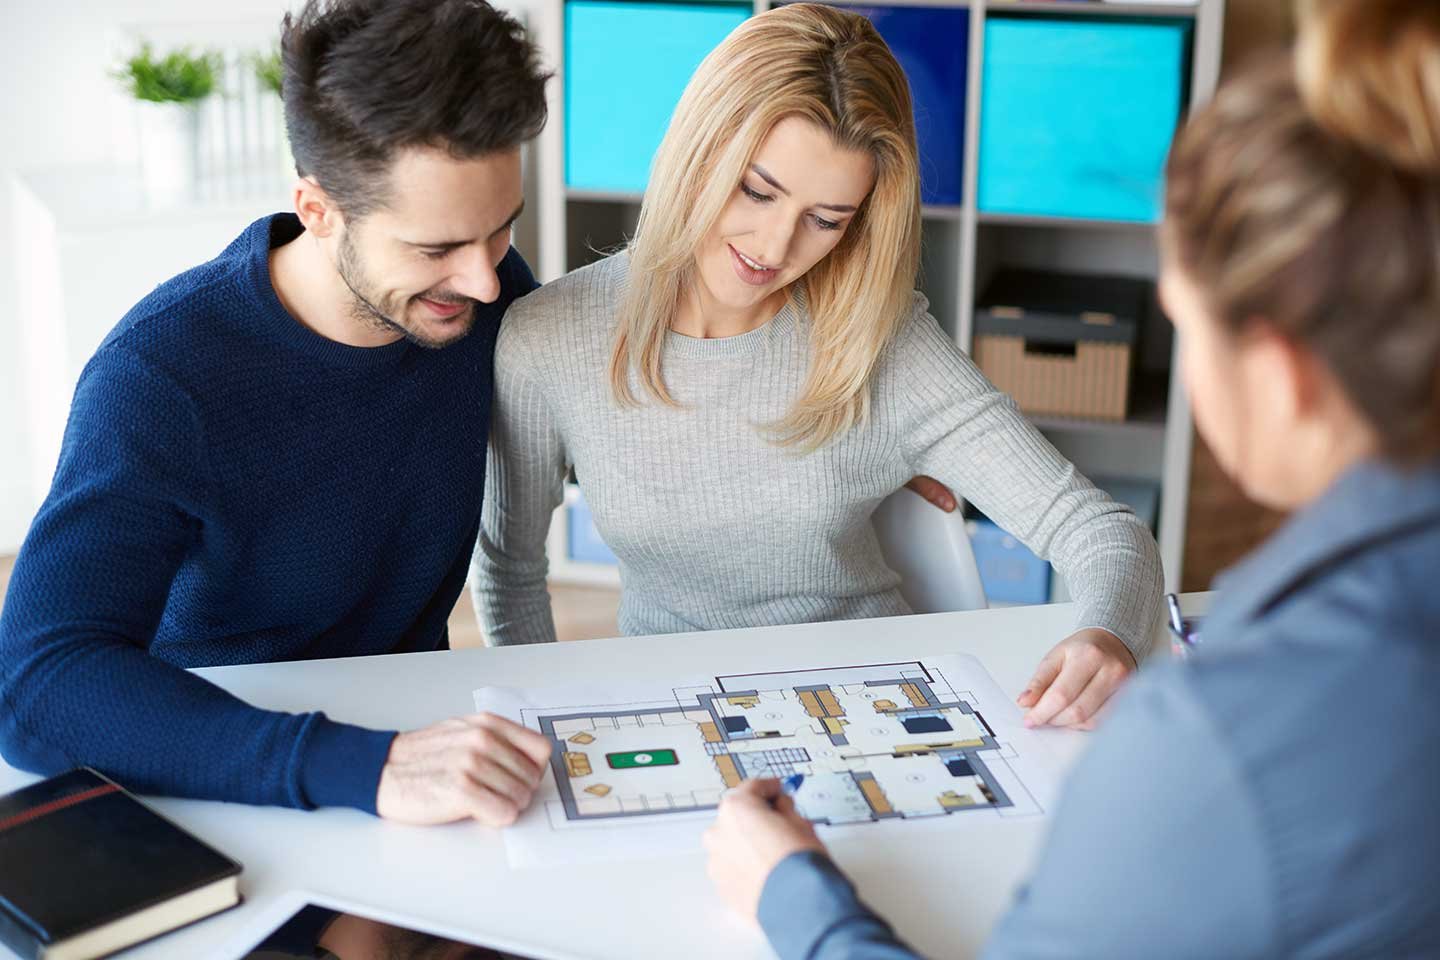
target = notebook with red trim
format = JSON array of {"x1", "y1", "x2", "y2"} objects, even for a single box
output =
[{"x1": 0, "y1": 768, "x2": 241, "y2": 960}]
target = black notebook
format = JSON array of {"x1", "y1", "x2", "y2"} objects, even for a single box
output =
[{"x1": 0, "y1": 768, "x2": 242, "y2": 960}]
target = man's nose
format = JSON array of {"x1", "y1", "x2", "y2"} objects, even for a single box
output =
[{"x1": 451, "y1": 247, "x2": 502, "y2": 304}]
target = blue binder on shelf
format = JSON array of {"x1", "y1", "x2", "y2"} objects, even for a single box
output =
[
  {"x1": 843, "y1": 5, "x2": 970, "y2": 206},
  {"x1": 565, "y1": 1, "x2": 751, "y2": 193},
  {"x1": 979, "y1": 16, "x2": 1192, "y2": 223}
]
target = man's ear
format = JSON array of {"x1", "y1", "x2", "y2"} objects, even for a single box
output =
[{"x1": 293, "y1": 177, "x2": 343, "y2": 239}]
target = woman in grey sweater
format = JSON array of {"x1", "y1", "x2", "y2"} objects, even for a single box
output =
[{"x1": 471, "y1": 4, "x2": 1163, "y2": 728}]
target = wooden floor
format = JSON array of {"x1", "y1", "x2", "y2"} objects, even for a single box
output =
[{"x1": 0, "y1": 554, "x2": 621, "y2": 647}]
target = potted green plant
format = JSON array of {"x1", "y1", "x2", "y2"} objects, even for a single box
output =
[
  {"x1": 115, "y1": 43, "x2": 223, "y2": 205},
  {"x1": 251, "y1": 49, "x2": 282, "y2": 97},
  {"x1": 250, "y1": 48, "x2": 295, "y2": 184}
]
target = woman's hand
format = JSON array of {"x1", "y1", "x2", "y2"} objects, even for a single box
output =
[
  {"x1": 1017, "y1": 628, "x2": 1136, "y2": 730},
  {"x1": 704, "y1": 778, "x2": 828, "y2": 920},
  {"x1": 904, "y1": 475, "x2": 957, "y2": 512}
]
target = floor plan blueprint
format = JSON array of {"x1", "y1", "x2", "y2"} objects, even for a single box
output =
[
  {"x1": 476, "y1": 654, "x2": 1061, "y2": 866},
  {"x1": 538, "y1": 661, "x2": 1014, "y2": 825}
]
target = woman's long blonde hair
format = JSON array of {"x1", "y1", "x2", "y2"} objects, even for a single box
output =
[{"x1": 608, "y1": 3, "x2": 922, "y2": 451}]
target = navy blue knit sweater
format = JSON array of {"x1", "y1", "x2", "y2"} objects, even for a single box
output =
[{"x1": 0, "y1": 214, "x2": 536, "y2": 812}]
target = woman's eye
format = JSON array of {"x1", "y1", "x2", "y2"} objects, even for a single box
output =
[
  {"x1": 422, "y1": 249, "x2": 449, "y2": 261},
  {"x1": 812, "y1": 215, "x2": 841, "y2": 232},
  {"x1": 741, "y1": 183, "x2": 773, "y2": 203}
]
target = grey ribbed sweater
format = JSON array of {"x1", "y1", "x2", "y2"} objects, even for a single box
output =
[{"x1": 470, "y1": 253, "x2": 1164, "y2": 658}]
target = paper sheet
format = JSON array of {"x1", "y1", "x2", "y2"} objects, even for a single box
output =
[{"x1": 475, "y1": 654, "x2": 1064, "y2": 868}]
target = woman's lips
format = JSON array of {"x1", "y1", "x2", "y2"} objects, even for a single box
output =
[{"x1": 729, "y1": 244, "x2": 779, "y2": 287}]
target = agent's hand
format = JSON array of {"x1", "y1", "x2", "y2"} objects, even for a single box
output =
[
  {"x1": 1017, "y1": 628, "x2": 1136, "y2": 729},
  {"x1": 376, "y1": 713, "x2": 552, "y2": 826},
  {"x1": 904, "y1": 475, "x2": 957, "y2": 512},
  {"x1": 704, "y1": 778, "x2": 828, "y2": 920}
]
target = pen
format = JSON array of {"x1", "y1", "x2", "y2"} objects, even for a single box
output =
[
  {"x1": 1166, "y1": 593, "x2": 1184, "y2": 636},
  {"x1": 1165, "y1": 593, "x2": 1204, "y2": 659},
  {"x1": 781, "y1": 773, "x2": 805, "y2": 796}
]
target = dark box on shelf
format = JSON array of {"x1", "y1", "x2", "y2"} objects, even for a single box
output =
[
  {"x1": 974, "y1": 268, "x2": 1148, "y2": 422},
  {"x1": 843, "y1": 5, "x2": 969, "y2": 205}
]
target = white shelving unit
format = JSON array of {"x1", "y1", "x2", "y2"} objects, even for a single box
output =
[{"x1": 528, "y1": 0, "x2": 1227, "y2": 592}]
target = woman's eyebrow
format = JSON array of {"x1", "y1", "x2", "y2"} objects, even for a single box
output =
[{"x1": 749, "y1": 163, "x2": 858, "y2": 213}]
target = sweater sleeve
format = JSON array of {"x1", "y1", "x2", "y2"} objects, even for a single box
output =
[
  {"x1": 758, "y1": 852, "x2": 923, "y2": 960},
  {"x1": 757, "y1": 673, "x2": 1277, "y2": 960},
  {"x1": 0, "y1": 348, "x2": 396, "y2": 812},
  {"x1": 469, "y1": 309, "x2": 570, "y2": 645},
  {"x1": 981, "y1": 672, "x2": 1275, "y2": 959},
  {"x1": 890, "y1": 295, "x2": 1164, "y2": 661}
]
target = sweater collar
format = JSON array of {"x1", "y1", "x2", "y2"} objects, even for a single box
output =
[{"x1": 241, "y1": 214, "x2": 412, "y2": 370}]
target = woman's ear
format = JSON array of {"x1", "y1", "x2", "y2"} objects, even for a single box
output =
[{"x1": 1240, "y1": 321, "x2": 1319, "y2": 426}]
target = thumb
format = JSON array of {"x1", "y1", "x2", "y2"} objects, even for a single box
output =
[{"x1": 1018, "y1": 648, "x2": 1064, "y2": 707}]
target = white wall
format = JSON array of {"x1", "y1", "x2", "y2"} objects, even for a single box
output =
[
  {"x1": 0, "y1": 0, "x2": 297, "y2": 552},
  {"x1": 0, "y1": 0, "x2": 539, "y2": 553}
]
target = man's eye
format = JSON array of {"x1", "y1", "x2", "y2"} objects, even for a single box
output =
[
  {"x1": 741, "y1": 183, "x2": 773, "y2": 203},
  {"x1": 421, "y1": 249, "x2": 449, "y2": 261}
]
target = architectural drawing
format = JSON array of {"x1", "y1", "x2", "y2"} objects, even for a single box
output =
[{"x1": 521, "y1": 661, "x2": 1034, "y2": 827}]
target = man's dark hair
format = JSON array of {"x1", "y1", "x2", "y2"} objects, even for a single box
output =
[{"x1": 280, "y1": 0, "x2": 550, "y2": 217}]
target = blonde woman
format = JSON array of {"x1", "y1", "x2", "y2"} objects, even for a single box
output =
[
  {"x1": 472, "y1": 4, "x2": 1163, "y2": 728},
  {"x1": 706, "y1": 0, "x2": 1440, "y2": 956}
]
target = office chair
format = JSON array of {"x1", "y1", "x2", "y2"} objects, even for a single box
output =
[{"x1": 872, "y1": 487, "x2": 988, "y2": 614}]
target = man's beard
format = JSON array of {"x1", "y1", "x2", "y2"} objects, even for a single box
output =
[{"x1": 336, "y1": 231, "x2": 475, "y2": 350}]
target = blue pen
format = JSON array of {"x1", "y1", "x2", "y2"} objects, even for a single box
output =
[
  {"x1": 1165, "y1": 593, "x2": 1204, "y2": 658},
  {"x1": 1166, "y1": 593, "x2": 1185, "y2": 635},
  {"x1": 781, "y1": 773, "x2": 805, "y2": 796}
]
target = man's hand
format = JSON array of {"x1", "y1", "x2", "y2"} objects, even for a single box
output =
[
  {"x1": 376, "y1": 713, "x2": 552, "y2": 826},
  {"x1": 904, "y1": 475, "x2": 957, "y2": 512},
  {"x1": 704, "y1": 779, "x2": 828, "y2": 920},
  {"x1": 1017, "y1": 628, "x2": 1136, "y2": 730}
]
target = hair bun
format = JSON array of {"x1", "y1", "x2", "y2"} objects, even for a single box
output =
[{"x1": 1297, "y1": 0, "x2": 1440, "y2": 175}]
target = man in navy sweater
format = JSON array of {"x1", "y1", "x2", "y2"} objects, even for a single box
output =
[{"x1": 0, "y1": 0, "x2": 555, "y2": 823}]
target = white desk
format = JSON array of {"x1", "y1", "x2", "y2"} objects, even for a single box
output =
[{"x1": 0, "y1": 595, "x2": 1211, "y2": 960}]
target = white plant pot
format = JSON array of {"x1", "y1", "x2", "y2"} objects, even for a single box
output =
[{"x1": 137, "y1": 101, "x2": 202, "y2": 207}]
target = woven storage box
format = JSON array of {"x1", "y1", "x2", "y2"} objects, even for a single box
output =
[{"x1": 974, "y1": 269, "x2": 1147, "y2": 422}]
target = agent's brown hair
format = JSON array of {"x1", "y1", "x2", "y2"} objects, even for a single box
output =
[{"x1": 1163, "y1": 0, "x2": 1440, "y2": 462}]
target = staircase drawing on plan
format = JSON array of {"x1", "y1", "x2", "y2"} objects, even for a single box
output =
[{"x1": 529, "y1": 661, "x2": 1040, "y2": 826}]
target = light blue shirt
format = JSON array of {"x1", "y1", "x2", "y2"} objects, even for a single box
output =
[{"x1": 759, "y1": 458, "x2": 1440, "y2": 959}]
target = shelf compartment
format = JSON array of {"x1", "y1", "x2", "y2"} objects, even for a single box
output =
[
  {"x1": 977, "y1": 15, "x2": 1191, "y2": 223},
  {"x1": 1028, "y1": 370, "x2": 1169, "y2": 438},
  {"x1": 827, "y1": 3, "x2": 971, "y2": 205},
  {"x1": 984, "y1": 1, "x2": 1200, "y2": 18},
  {"x1": 976, "y1": 211, "x2": 1155, "y2": 232},
  {"x1": 565, "y1": 1, "x2": 751, "y2": 193}
]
